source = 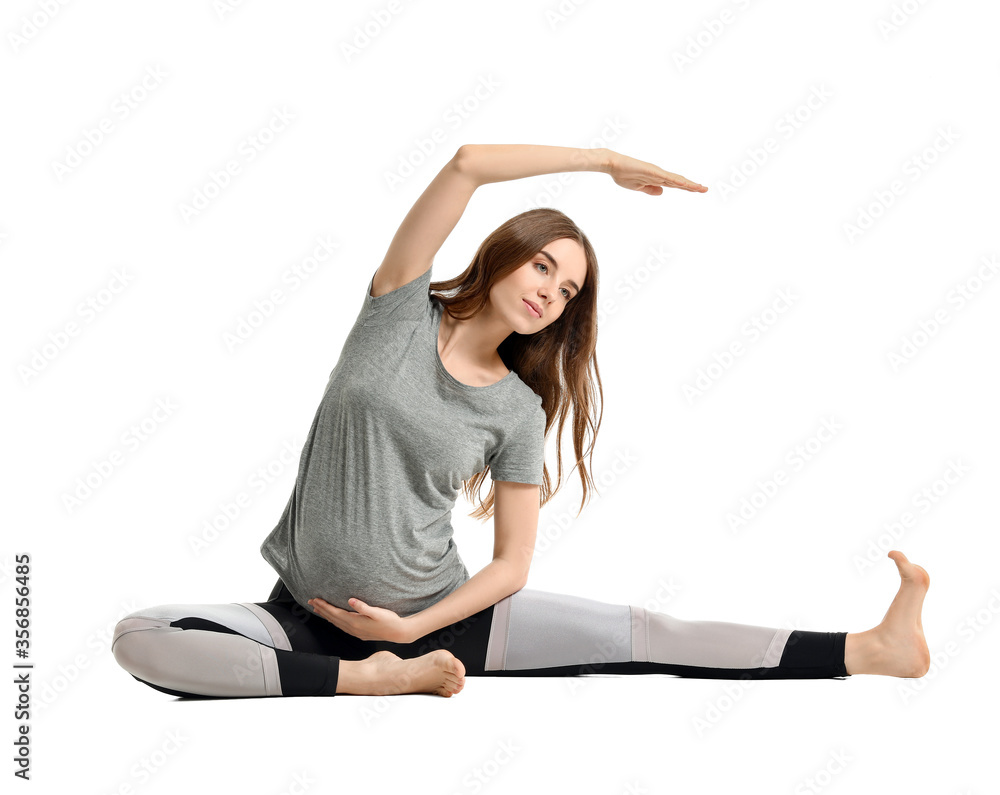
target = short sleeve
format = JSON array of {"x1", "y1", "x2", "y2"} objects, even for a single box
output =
[
  {"x1": 489, "y1": 401, "x2": 546, "y2": 485},
  {"x1": 357, "y1": 265, "x2": 433, "y2": 325}
]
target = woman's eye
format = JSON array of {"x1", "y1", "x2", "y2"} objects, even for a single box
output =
[{"x1": 536, "y1": 261, "x2": 571, "y2": 299}]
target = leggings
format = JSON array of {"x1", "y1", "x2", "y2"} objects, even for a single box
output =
[{"x1": 111, "y1": 579, "x2": 850, "y2": 698}]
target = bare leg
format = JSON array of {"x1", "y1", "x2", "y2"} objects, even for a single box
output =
[
  {"x1": 336, "y1": 650, "x2": 466, "y2": 697},
  {"x1": 844, "y1": 550, "x2": 931, "y2": 677}
]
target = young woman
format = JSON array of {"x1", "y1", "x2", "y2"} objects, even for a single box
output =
[{"x1": 112, "y1": 145, "x2": 931, "y2": 699}]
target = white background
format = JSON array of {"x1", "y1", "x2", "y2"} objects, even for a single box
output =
[{"x1": 3, "y1": 0, "x2": 998, "y2": 793}]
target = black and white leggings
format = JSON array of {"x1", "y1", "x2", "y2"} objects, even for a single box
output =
[{"x1": 112, "y1": 579, "x2": 850, "y2": 698}]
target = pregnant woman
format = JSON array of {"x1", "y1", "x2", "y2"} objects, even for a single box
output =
[{"x1": 112, "y1": 144, "x2": 931, "y2": 699}]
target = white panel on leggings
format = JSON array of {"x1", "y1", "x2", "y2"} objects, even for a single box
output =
[
  {"x1": 501, "y1": 589, "x2": 633, "y2": 671},
  {"x1": 117, "y1": 603, "x2": 275, "y2": 648}
]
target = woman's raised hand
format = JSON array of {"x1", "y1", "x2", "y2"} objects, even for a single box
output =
[{"x1": 606, "y1": 150, "x2": 707, "y2": 194}]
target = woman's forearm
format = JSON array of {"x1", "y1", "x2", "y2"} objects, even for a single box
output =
[
  {"x1": 403, "y1": 558, "x2": 526, "y2": 641},
  {"x1": 455, "y1": 144, "x2": 611, "y2": 187}
]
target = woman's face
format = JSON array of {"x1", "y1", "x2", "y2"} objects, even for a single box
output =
[{"x1": 492, "y1": 237, "x2": 588, "y2": 333}]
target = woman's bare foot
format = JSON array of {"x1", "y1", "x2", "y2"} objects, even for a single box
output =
[
  {"x1": 336, "y1": 650, "x2": 466, "y2": 697},
  {"x1": 845, "y1": 550, "x2": 931, "y2": 677}
]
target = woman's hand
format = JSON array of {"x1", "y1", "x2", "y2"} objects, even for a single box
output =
[
  {"x1": 307, "y1": 597, "x2": 413, "y2": 643},
  {"x1": 606, "y1": 150, "x2": 707, "y2": 195}
]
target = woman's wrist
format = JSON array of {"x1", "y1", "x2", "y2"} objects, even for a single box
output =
[{"x1": 401, "y1": 614, "x2": 424, "y2": 644}]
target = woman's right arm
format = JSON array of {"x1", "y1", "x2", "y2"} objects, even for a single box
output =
[
  {"x1": 455, "y1": 143, "x2": 611, "y2": 185},
  {"x1": 372, "y1": 144, "x2": 705, "y2": 297},
  {"x1": 370, "y1": 144, "x2": 610, "y2": 298},
  {"x1": 456, "y1": 144, "x2": 706, "y2": 194}
]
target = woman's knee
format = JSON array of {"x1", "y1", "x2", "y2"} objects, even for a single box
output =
[{"x1": 111, "y1": 609, "x2": 173, "y2": 677}]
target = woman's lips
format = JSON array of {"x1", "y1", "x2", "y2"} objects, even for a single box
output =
[{"x1": 523, "y1": 299, "x2": 541, "y2": 318}]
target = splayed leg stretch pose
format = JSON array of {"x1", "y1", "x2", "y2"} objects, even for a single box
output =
[{"x1": 114, "y1": 145, "x2": 930, "y2": 698}]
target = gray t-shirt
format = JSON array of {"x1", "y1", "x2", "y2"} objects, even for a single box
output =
[{"x1": 259, "y1": 264, "x2": 546, "y2": 618}]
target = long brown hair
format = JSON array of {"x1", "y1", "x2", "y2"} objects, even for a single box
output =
[{"x1": 429, "y1": 208, "x2": 604, "y2": 521}]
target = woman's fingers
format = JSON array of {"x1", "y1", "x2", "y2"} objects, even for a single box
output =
[{"x1": 660, "y1": 171, "x2": 707, "y2": 191}]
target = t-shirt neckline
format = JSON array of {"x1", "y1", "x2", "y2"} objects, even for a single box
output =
[{"x1": 432, "y1": 300, "x2": 516, "y2": 391}]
